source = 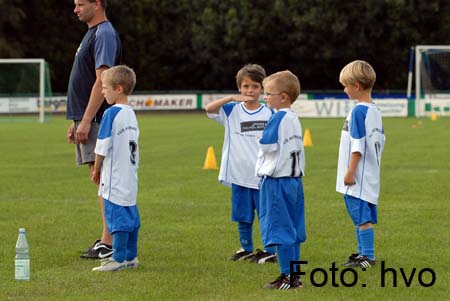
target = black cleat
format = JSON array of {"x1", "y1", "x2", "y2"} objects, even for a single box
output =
[
  {"x1": 80, "y1": 241, "x2": 113, "y2": 260},
  {"x1": 264, "y1": 273, "x2": 302, "y2": 290},
  {"x1": 228, "y1": 248, "x2": 253, "y2": 261},
  {"x1": 346, "y1": 255, "x2": 376, "y2": 268},
  {"x1": 247, "y1": 249, "x2": 277, "y2": 264}
]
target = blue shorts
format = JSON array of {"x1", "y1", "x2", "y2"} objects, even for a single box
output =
[
  {"x1": 104, "y1": 199, "x2": 141, "y2": 234},
  {"x1": 231, "y1": 184, "x2": 259, "y2": 223},
  {"x1": 344, "y1": 195, "x2": 378, "y2": 226},
  {"x1": 259, "y1": 177, "x2": 306, "y2": 247}
]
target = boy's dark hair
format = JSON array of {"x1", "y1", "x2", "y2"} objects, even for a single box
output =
[
  {"x1": 88, "y1": 0, "x2": 107, "y2": 9},
  {"x1": 235, "y1": 64, "x2": 266, "y2": 88}
]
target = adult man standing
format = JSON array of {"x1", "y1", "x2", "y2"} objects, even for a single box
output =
[{"x1": 67, "y1": 0, "x2": 122, "y2": 259}]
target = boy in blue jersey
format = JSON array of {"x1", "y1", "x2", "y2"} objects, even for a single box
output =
[
  {"x1": 205, "y1": 64, "x2": 277, "y2": 264},
  {"x1": 336, "y1": 60, "x2": 385, "y2": 268},
  {"x1": 91, "y1": 65, "x2": 140, "y2": 271},
  {"x1": 256, "y1": 70, "x2": 305, "y2": 289}
]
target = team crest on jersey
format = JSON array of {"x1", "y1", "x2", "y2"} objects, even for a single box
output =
[
  {"x1": 342, "y1": 120, "x2": 349, "y2": 131},
  {"x1": 240, "y1": 121, "x2": 268, "y2": 132}
]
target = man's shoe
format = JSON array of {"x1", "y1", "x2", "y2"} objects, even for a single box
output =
[
  {"x1": 346, "y1": 255, "x2": 376, "y2": 268},
  {"x1": 92, "y1": 258, "x2": 126, "y2": 272},
  {"x1": 81, "y1": 239, "x2": 101, "y2": 254},
  {"x1": 80, "y1": 242, "x2": 113, "y2": 259},
  {"x1": 228, "y1": 248, "x2": 253, "y2": 261},
  {"x1": 248, "y1": 249, "x2": 277, "y2": 264},
  {"x1": 125, "y1": 257, "x2": 139, "y2": 269},
  {"x1": 264, "y1": 273, "x2": 302, "y2": 290}
]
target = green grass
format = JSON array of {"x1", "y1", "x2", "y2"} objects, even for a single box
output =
[{"x1": 0, "y1": 114, "x2": 449, "y2": 300}]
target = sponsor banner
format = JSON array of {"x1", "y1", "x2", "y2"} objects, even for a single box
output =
[
  {"x1": 0, "y1": 97, "x2": 38, "y2": 113},
  {"x1": 128, "y1": 94, "x2": 197, "y2": 110},
  {"x1": 292, "y1": 99, "x2": 408, "y2": 118},
  {"x1": 46, "y1": 96, "x2": 67, "y2": 112},
  {"x1": 423, "y1": 99, "x2": 450, "y2": 116},
  {"x1": 201, "y1": 93, "x2": 308, "y2": 109}
]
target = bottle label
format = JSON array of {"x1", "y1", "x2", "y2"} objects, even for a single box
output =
[{"x1": 15, "y1": 259, "x2": 30, "y2": 280}]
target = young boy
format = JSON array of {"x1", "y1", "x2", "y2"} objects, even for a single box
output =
[
  {"x1": 91, "y1": 65, "x2": 140, "y2": 271},
  {"x1": 256, "y1": 70, "x2": 306, "y2": 289},
  {"x1": 205, "y1": 64, "x2": 276, "y2": 264},
  {"x1": 336, "y1": 60, "x2": 385, "y2": 268}
]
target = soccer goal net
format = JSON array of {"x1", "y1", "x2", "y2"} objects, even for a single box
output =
[
  {"x1": 410, "y1": 45, "x2": 450, "y2": 117},
  {"x1": 0, "y1": 58, "x2": 52, "y2": 123}
]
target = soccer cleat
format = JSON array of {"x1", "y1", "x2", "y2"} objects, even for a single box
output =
[
  {"x1": 92, "y1": 258, "x2": 126, "y2": 272},
  {"x1": 81, "y1": 239, "x2": 101, "y2": 254},
  {"x1": 341, "y1": 253, "x2": 359, "y2": 266},
  {"x1": 347, "y1": 255, "x2": 376, "y2": 268},
  {"x1": 125, "y1": 257, "x2": 139, "y2": 269},
  {"x1": 228, "y1": 248, "x2": 253, "y2": 261},
  {"x1": 264, "y1": 273, "x2": 302, "y2": 290},
  {"x1": 248, "y1": 249, "x2": 277, "y2": 264},
  {"x1": 80, "y1": 242, "x2": 113, "y2": 259}
]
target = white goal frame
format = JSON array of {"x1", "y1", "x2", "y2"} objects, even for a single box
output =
[
  {"x1": 0, "y1": 58, "x2": 46, "y2": 122},
  {"x1": 413, "y1": 45, "x2": 450, "y2": 117}
]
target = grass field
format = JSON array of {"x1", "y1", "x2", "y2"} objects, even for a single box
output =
[{"x1": 0, "y1": 113, "x2": 449, "y2": 300}]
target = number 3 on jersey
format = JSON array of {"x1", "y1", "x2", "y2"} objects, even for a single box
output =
[{"x1": 129, "y1": 140, "x2": 137, "y2": 165}]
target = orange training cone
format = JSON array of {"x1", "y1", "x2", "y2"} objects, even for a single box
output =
[
  {"x1": 203, "y1": 146, "x2": 219, "y2": 170},
  {"x1": 303, "y1": 128, "x2": 313, "y2": 147}
]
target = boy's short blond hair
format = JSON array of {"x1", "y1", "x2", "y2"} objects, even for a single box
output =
[
  {"x1": 339, "y1": 60, "x2": 376, "y2": 90},
  {"x1": 101, "y1": 65, "x2": 136, "y2": 96},
  {"x1": 263, "y1": 70, "x2": 301, "y2": 103},
  {"x1": 235, "y1": 64, "x2": 266, "y2": 89}
]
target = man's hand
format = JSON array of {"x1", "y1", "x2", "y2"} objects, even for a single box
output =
[
  {"x1": 67, "y1": 123, "x2": 75, "y2": 144},
  {"x1": 76, "y1": 120, "x2": 91, "y2": 144}
]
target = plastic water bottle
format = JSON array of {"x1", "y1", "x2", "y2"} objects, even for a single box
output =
[{"x1": 15, "y1": 228, "x2": 30, "y2": 281}]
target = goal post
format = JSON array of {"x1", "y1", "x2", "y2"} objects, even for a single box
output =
[
  {"x1": 409, "y1": 45, "x2": 450, "y2": 117},
  {"x1": 0, "y1": 58, "x2": 52, "y2": 123}
]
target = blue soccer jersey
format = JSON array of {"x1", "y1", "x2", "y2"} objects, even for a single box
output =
[
  {"x1": 208, "y1": 102, "x2": 273, "y2": 189},
  {"x1": 256, "y1": 109, "x2": 305, "y2": 178},
  {"x1": 336, "y1": 102, "x2": 385, "y2": 204},
  {"x1": 95, "y1": 104, "x2": 139, "y2": 206}
]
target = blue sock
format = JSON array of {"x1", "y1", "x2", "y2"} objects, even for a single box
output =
[
  {"x1": 265, "y1": 245, "x2": 276, "y2": 255},
  {"x1": 112, "y1": 231, "x2": 128, "y2": 263},
  {"x1": 277, "y1": 244, "x2": 295, "y2": 275},
  {"x1": 292, "y1": 244, "x2": 300, "y2": 273},
  {"x1": 356, "y1": 227, "x2": 362, "y2": 254},
  {"x1": 359, "y1": 228, "x2": 375, "y2": 260},
  {"x1": 126, "y1": 227, "x2": 139, "y2": 261},
  {"x1": 238, "y1": 222, "x2": 253, "y2": 252}
]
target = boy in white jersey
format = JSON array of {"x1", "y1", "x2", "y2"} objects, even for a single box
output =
[
  {"x1": 256, "y1": 70, "x2": 305, "y2": 290},
  {"x1": 205, "y1": 64, "x2": 276, "y2": 263},
  {"x1": 336, "y1": 60, "x2": 385, "y2": 268},
  {"x1": 91, "y1": 65, "x2": 140, "y2": 271}
]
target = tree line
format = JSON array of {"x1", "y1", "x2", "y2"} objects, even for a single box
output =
[{"x1": 1, "y1": 0, "x2": 449, "y2": 93}]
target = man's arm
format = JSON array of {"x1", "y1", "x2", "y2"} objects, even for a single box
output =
[{"x1": 76, "y1": 66, "x2": 109, "y2": 144}]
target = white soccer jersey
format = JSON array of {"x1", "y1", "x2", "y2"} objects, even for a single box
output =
[
  {"x1": 95, "y1": 104, "x2": 139, "y2": 206},
  {"x1": 207, "y1": 102, "x2": 273, "y2": 189},
  {"x1": 336, "y1": 102, "x2": 385, "y2": 204},
  {"x1": 256, "y1": 109, "x2": 305, "y2": 178}
]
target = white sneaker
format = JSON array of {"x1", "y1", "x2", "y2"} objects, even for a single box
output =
[
  {"x1": 92, "y1": 258, "x2": 126, "y2": 272},
  {"x1": 125, "y1": 257, "x2": 139, "y2": 269}
]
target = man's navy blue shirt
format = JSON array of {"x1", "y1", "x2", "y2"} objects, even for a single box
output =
[{"x1": 67, "y1": 21, "x2": 122, "y2": 122}]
